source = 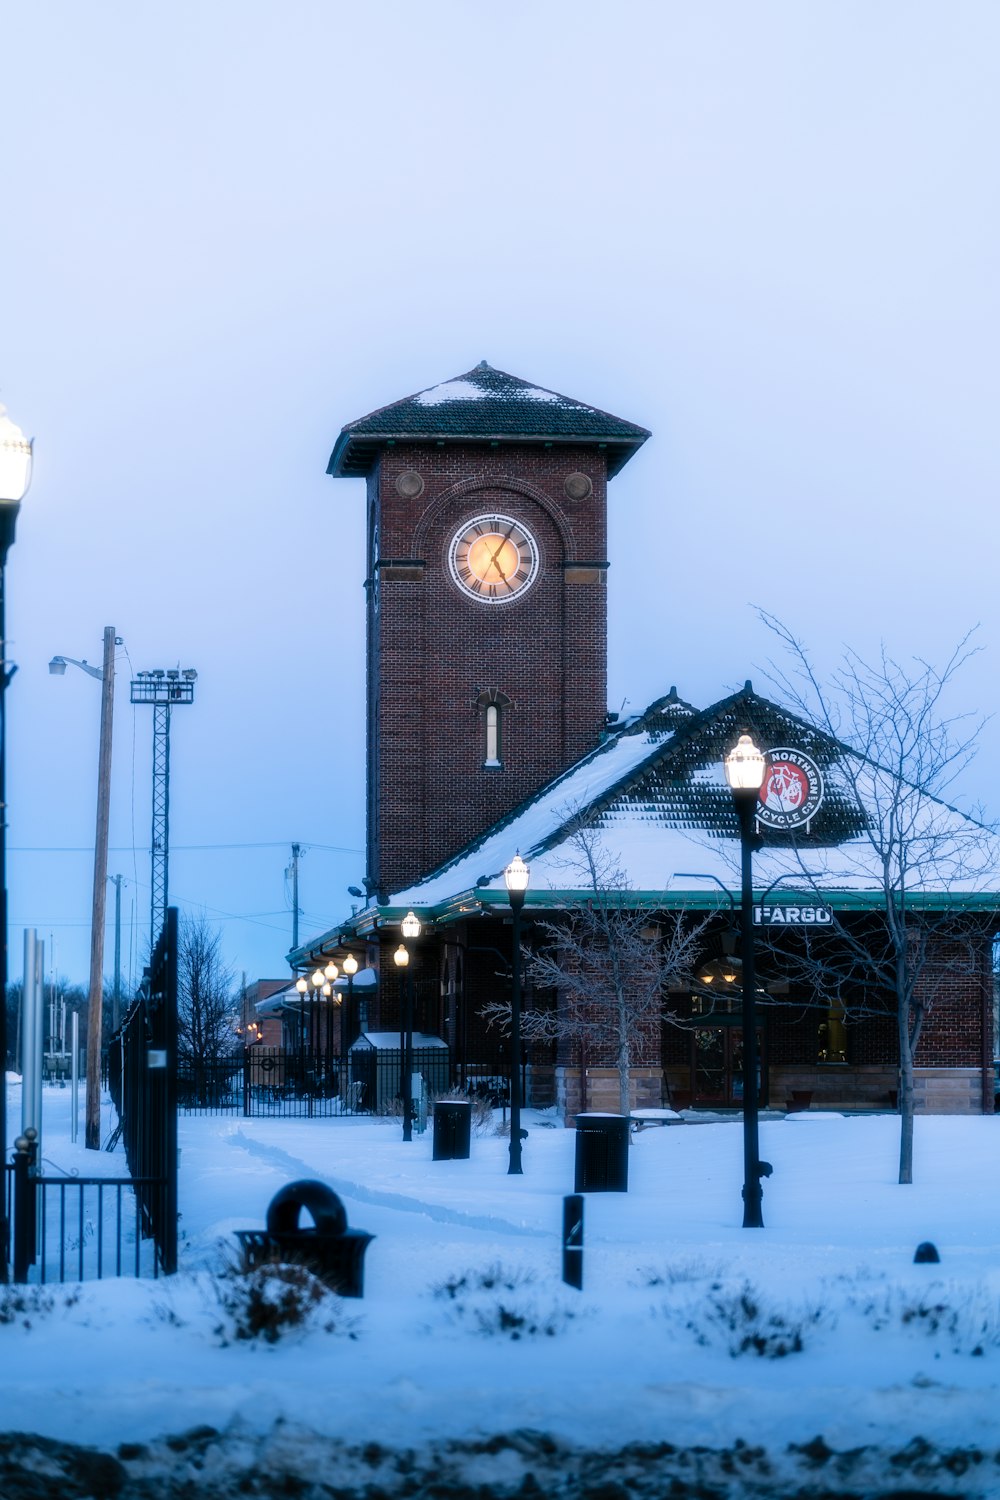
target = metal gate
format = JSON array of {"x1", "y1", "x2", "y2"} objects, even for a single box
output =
[{"x1": 8, "y1": 909, "x2": 179, "y2": 1284}]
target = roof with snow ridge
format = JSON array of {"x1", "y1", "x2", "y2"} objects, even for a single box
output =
[
  {"x1": 327, "y1": 362, "x2": 651, "y2": 479},
  {"x1": 290, "y1": 684, "x2": 1000, "y2": 963}
]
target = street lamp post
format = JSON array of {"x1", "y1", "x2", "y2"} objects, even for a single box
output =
[
  {"x1": 50, "y1": 629, "x2": 118, "y2": 1151},
  {"x1": 309, "y1": 969, "x2": 325, "y2": 1079},
  {"x1": 504, "y1": 853, "x2": 530, "y2": 1175},
  {"x1": 323, "y1": 960, "x2": 339, "y2": 1089},
  {"x1": 0, "y1": 404, "x2": 32, "y2": 1276},
  {"x1": 295, "y1": 975, "x2": 308, "y2": 1088},
  {"x1": 723, "y1": 733, "x2": 768, "y2": 1229},
  {"x1": 339, "y1": 952, "x2": 359, "y2": 1104},
  {"x1": 342, "y1": 952, "x2": 358, "y2": 1050},
  {"x1": 395, "y1": 911, "x2": 421, "y2": 1142}
]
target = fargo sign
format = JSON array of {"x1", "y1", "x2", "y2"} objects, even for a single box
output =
[{"x1": 753, "y1": 904, "x2": 833, "y2": 927}]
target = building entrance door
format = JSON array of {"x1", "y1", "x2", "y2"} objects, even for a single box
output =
[{"x1": 691, "y1": 1024, "x2": 765, "y2": 1107}]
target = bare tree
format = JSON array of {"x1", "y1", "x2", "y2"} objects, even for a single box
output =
[
  {"x1": 757, "y1": 613, "x2": 996, "y2": 1184},
  {"x1": 178, "y1": 916, "x2": 239, "y2": 1103},
  {"x1": 482, "y1": 828, "x2": 707, "y2": 1117}
]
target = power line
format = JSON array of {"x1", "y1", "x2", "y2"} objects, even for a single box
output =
[
  {"x1": 9, "y1": 908, "x2": 294, "y2": 932},
  {"x1": 9, "y1": 840, "x2": 364, "y2": 854}
]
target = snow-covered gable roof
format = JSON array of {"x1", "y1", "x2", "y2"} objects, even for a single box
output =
[
  {"x1": 327, "y1": 361, "x2": 651, "y2": 479},
  {"x1": 292, "y1": 683, "x2": 1000, "y2": 966},
  {"x1": 255, "y1": 981, "x2": 300, "y2": 1016},
  {"x1": 386, "y1": 684, "x2": 1000, "y2": 915},
  {"x1": 350, "y1": 1032, "x2": 448, "y2": 1052}
]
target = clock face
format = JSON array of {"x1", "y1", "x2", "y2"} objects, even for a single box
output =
[{"x1": 448, "y1": 514, "x2": 539, "y2": 604}]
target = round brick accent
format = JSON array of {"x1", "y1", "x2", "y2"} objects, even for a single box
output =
[
  {"x1": 395, "y1": 469, "x2": 425, "y2": 499},
  {"x1": 564, "y1": 471, "x2": 592, "y2": 501}
]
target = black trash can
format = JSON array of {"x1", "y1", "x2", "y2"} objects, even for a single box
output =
[
  {"x1": 574, "y1": 1112, "x2": 629, "y2": 1193},
  {"x1": 433, "y1": 1099, "x2": 472, "y2": 1161},
  {"x1": 235, "y1": 1179, "x2": 375, "y2": 1298}
]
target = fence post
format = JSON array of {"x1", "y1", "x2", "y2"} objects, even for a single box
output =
[
  {"x1": 12, "y1": 1132, "x2": 36, "y2": 1283},
  {"x1": 161, "y1": 909, "x2": 178, "y2": 1275}
]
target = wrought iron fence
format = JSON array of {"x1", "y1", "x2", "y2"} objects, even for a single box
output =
[
  {"x1": 106, "y1": 907, "x2": 178, "y2": 1275},
  {"x1": 9, "y1": 910, "x2": 179, "y2": 1286},
  {"x1": 7, "y1": 1159, "x2": 166, "y2": 1283},
  {"x1": 177, "y1": 1047, "x2": 350, "y2": 1118},
  {"x1": 176, "y1": 1043, "x2": 514, "y2": 1118}
]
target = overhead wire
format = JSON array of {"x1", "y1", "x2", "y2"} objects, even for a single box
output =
[{"x1": 9, "y1": 840, "x2": 363, "y2": 853}]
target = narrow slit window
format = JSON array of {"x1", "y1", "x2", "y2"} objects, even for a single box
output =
[
  {"x1": 484, "y1": 704, "x2": 501, "y2": 768},
  {"x1": 476, "y1": 688, "x2": 511, "y2": 769}
]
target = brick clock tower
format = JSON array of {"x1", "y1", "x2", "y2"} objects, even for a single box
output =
[{"x1": 327, "y1": 363, "x2": 649, "y2": 899}]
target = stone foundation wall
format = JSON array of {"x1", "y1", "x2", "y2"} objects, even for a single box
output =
[
  {"x1": 912, "y1": 1067, "x2": 988, "y2": 1115},
  {"x1": 555, "y1": 1066, "x2": 661, "y2": 1122},
  {"x1": 664, "y1": 1062, "x2": 991, "y2": 1114},
  {"x1": 769, "y1": 1065, "x2": 897, "y2": 1110},
  {"x1": 525, "y1": 1064, "x2": 556, "y2": 1109},
  {"x1": 725, "y1": 1065, "x2": 988, "y2": 1114}
]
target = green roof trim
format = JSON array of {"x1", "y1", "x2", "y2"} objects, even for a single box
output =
[{"x1": 288, "y1": 886, "x2": 1000, "y2": 967}]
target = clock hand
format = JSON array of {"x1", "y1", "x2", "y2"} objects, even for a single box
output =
[{"x1": 486, "y1": 533, "x2": 513, "y2": 581}]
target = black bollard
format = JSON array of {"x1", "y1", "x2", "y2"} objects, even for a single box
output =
[
  {"x1": 562, "y1": 1194, "x2": 584, "y2": 1290},
  {"x1": 914, "y1": 1241, "x2": 940, "y2": 1263}
]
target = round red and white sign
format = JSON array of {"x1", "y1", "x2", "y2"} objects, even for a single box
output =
[{"x1": 756, "y1": 747, "x2": 824, "y2": 831}]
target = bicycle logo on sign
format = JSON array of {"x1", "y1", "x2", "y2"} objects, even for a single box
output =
[{"x1": 756, "y1": 748, "x2": 824, "y2": 832}]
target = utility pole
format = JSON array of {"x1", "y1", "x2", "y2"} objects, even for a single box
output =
[
  {"x1": 85, "y1": 626, "x2": 116, "y2": 1150},
  {"x1": 289, "y1": 843, "x2": 301, "y2": 955},
  {"x1": 111, "y1": 875, "x2": 123, "y2": 1033}
]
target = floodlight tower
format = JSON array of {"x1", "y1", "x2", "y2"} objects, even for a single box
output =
[{"x1": 130, "y1": 668, "x2": 197, "y2": 944}]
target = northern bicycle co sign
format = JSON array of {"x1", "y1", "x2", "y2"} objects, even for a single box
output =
[{"x1": 756, "y1": 747, "x2": 824, "y2": 832}]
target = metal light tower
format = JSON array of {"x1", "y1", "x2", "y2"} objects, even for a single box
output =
[{"x1": 130, "y1": 669, "x2": 197, "y2": 945}]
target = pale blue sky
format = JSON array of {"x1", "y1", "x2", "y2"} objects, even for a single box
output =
[{"x1": 3, "y1": 1, "x2": 999, "y2": 987}]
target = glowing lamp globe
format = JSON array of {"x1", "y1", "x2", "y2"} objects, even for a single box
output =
[
  {"x1": 503, "y1": 852, "x2": 530, "y2": 894},
  {"x1": 724, "y1": 734, "x2": 767, "y2": 792}
]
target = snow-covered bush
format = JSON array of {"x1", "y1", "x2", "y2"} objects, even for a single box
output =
[
  {"x1": 638, "y1": 1259, "x2": 724, "y2": 1289},
  {"x1": 0, "y1": 1284, "x2": 77, "y2": 1329},
  {"x1": 698, "y1": 1281, "x2": 822, "y2": 1358},
  {"x1": 212, "y1": 1261, "x2": 358, "y2": 1346},
  {"x1": 432, "y1": 1261, "x2": 579, "y2": 1340},
  {"x1": 855, "y1": 1281, "x2": 1000, "y2": 1357},
  {"x1": 653, "y1": 1278, "x2": 827, "y2": 1362},
  {"x1": 640, "y1": 1260, "x2": 824, "y2": 1358}
]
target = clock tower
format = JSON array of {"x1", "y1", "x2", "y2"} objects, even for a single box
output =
[{"x1": 327, "y1": 363, "x2": 649, "y2": 898}]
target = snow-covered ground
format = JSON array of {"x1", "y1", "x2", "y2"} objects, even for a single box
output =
[{"x1": 4, "y1": 1080, "x2": 1000, "y2": 1497}]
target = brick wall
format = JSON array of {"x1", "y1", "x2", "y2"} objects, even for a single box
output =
[
  {"x1": 913, "y1": 933, "x2": 992, "y2": 1069},
  {"x1": 366, "y1": 442, "x2": 609, "y2": 895}
]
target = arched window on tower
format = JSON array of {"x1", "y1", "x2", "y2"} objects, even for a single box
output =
[{"x1": 475, "y1": 688, "x2": 512, "y2": 770}]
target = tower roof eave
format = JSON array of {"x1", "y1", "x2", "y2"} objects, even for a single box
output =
[
  {"x1": 325, "y1": 363, "x2": 651, "y2": 479},
  {"x1": 327, "y1": 429, "x2": 648, "y2": 479}
]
